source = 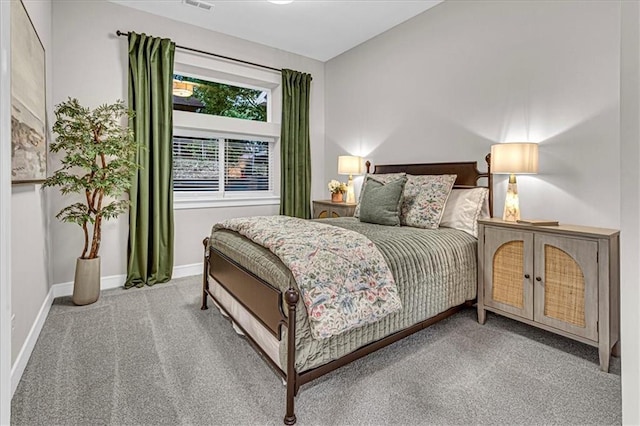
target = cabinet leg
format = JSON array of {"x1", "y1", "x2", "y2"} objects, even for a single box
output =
[
  {"x1": 477, "y1": 307, "x2": 486, "y2": 325},
  {"x1": 599, "y1": 344, "x2": 611, "y2": 373},
  {"x1": 612, "y1": 341, "x2": 621, "y2": 358}
]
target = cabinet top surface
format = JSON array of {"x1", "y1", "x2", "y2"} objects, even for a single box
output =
[
  {"x1": 478, "y1": 218, "x2": 619, "y2": 238},
  {"x1": 313, "y1": 200, "x2": 358, "y2": 207}
]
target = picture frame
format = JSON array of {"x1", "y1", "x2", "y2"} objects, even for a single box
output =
[{"x1": 11, "y1": 0, "x2": 47, "y2": 184}]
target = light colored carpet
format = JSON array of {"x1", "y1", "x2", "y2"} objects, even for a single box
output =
[{"x1": 11, "y1": 275, "x2": 621, "y2": 425}]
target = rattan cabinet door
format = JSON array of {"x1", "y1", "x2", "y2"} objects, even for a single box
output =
[
  {"x1": 533, "y1": 234, "x2": 598, "y2": 341},
  {"x1": 483, "y1": 227, "x2": 534, "y2": 320}
]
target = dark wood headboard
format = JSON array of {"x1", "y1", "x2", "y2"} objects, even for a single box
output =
[{"x1": 365, "y1": 154, "x2": 493, "y2": 216}]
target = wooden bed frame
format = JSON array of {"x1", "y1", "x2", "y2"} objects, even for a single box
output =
[{"x1": 201, "y1": 156, "x2": 492, "y2": 425}]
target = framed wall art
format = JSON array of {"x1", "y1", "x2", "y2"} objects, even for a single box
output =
[{"x1": 11, "y1": 0, "x2": 46, "y2": 184}]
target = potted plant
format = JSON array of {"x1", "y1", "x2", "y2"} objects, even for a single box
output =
[
  {"x1": 327, "y1": 179, "x2": 347, "y2": 202},
  {"x1": 44, "y1": 99, "x2": 137, "y2": 305}
]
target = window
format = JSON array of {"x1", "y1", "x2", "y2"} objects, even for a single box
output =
[
  {"x1": 224, "y1": 139, "x2": 270, "y2": 192},
  {"x1": 172, "y1": 57, "x2": 280, "y2": 209},
  {"x1": 173, "y1": 135, "x2": 272, "y2": 193},
  {"x1": 173, "y1": 73, "x2": 268, "y2": 122},
  {"x1": 173, "y1": 136, "x2": 219, "y2": 192}
]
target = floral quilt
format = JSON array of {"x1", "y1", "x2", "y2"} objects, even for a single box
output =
[{"x1": 213, "y1": 215, "x2": 402, "y2": 339}]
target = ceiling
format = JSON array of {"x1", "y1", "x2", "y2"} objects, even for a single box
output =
[{"x1": 109, "y1": 0, "x2": 443, "y2": 62}]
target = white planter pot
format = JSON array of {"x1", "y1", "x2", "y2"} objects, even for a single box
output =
[{"x1": 73, "y1": 257, "x2": 100, "y2": 305}]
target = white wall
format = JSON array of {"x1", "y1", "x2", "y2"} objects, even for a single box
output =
[
  {"x1": 326, "y1": 0, "x2": 638, "y2": 424},
  {"x1": 0, "y1": 0, "x2": 11, "y2": 421},
  {"x1": 10, "y1": 0, "x2": 52, "y2": 371},
  {"x1": 620, "y1": 1, "x2": 640, "y2": 424},
  {"x1": 326, "y1": 0, "x2": 620, "y2": 229},
  {"x1": 51, "y1": 0, "x2": 325, "y2": 285}
]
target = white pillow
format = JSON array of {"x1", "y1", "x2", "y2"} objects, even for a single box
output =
[{"x1": 440, "y1": 187, "x2": 490, "y2": 238}]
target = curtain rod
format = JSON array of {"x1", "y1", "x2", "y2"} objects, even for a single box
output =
[{"x1": 116, "y1": 30, "x2": 282, "y2": 73}]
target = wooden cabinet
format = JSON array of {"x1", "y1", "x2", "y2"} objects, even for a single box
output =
[
  {"x1": 312, "y1": 200, "x2": 357, "y2": 219},
  {"x1": 477, "y1": 218, "x2": 620, "y2": 372}
]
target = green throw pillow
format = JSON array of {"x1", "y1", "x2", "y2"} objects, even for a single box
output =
[{"x1": 359, "y1": 175, "x2": 407, "y2": 226}]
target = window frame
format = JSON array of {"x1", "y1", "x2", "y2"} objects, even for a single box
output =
[{"x1": 172, "y1": 52, "x2": 281, "y2": 210}]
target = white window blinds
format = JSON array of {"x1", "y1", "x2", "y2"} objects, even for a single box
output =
[{"x1": 173, "y1": 136, "x2": 272, "y2": 193}]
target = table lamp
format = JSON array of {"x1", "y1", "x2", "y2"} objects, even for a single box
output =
[
  {"x1": 490, "y1": 143, "x2": 539, "y2": 222},
  {"x1": 338, "y1": 155, "x2": 362, "y2": 204}
]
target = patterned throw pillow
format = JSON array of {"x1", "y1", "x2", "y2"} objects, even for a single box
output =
[
  {"x1": 353, "y1": 173, "x2": 406, "y2": 218},
  {"x1": 400, "y1": 174, "x2": 457, "y2": 229}
]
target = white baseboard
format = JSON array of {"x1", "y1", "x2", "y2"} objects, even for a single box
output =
[
  {"x1": 51, "y1": 273, "x2": 125, "y2": 298},
  {"x1": 51, "y1": 263, "x2": 203, "y2": 298},
  {"x1": 173, "y1": 262, "x2": 203, "y2": 279},
  {"x1": 11, "y1": 263, "x2": 203, "y2": 397},
  {"x1": 11, "y1": 286, "x2": 53, "y2": 397}
]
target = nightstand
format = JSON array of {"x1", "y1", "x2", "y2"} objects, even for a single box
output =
[
  {"x1": 312, "y1": 200, "x2": 357, "y2": 219},
  {"x1": 477, "y1": 218, "x2": 620, "y2": 372}
]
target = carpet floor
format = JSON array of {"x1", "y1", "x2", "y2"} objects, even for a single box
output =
[{"x1": 11, "y1": 275, "x2": 621, "y2": 425}]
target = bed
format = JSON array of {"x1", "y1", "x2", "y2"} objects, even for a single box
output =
[{"x1": 201, "y1": 158, "x2": 492, "y2": 424}]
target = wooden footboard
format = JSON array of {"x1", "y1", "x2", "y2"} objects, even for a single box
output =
[{"x1": 207, "y1": 249, "x2": 286, "y2": 339}]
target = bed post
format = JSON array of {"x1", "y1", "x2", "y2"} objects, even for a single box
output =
[
  {"x1": 284, "y1": 288, "x2": 299, "y2": 425},
  {"x1": 201, "y1": 237, "x2": 210, "y2": 311},
  {"x1": 485, "y1": 153, "x2": 493, "y2": 218}
]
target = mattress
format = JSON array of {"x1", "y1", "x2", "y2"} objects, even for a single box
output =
[{"x1": 208, "y1": 217, "x2": 478, "y2": 372}]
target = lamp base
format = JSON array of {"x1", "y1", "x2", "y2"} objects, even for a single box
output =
[
  {"x1": 503, "y1": 175, "x2": 520, "y2": 222},
  {"x1": 345, "y1": 175, "x2": 356, "y2": 204}
]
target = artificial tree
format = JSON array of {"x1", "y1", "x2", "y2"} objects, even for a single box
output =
[{"x1": 44, "y1": 99, "x2": 137, "y2": 303}]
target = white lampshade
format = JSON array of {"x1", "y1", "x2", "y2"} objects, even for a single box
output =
[
  {"x1": 491, "y1": 143, "x2": 539, "y2": 174},
  {"x1": 337, "y1": 155, "x2": 362, "y2": 176}
]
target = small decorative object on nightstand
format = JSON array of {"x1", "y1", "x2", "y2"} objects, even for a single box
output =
[
  {"x1": 477, "y1": 218, "x2": 620, "y2": 372},
  {"x1": 327, "y1": 179, "x2": 347, "y2": 203},
  {"x1": 312, "y1": 200, "x2": 357, "y2": 219}
]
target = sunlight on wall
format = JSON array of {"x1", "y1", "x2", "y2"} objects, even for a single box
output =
[{"x1": 464, "y1": 106, "x2": 612, "y2": 147}]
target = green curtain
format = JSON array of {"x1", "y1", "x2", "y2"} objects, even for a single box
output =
[
  {"x1": 280, "y1": 69, "x2": 313, "y2": 219},
  {"x1": 125, "y1": 32, "x2": 175, "y2": 288}
]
